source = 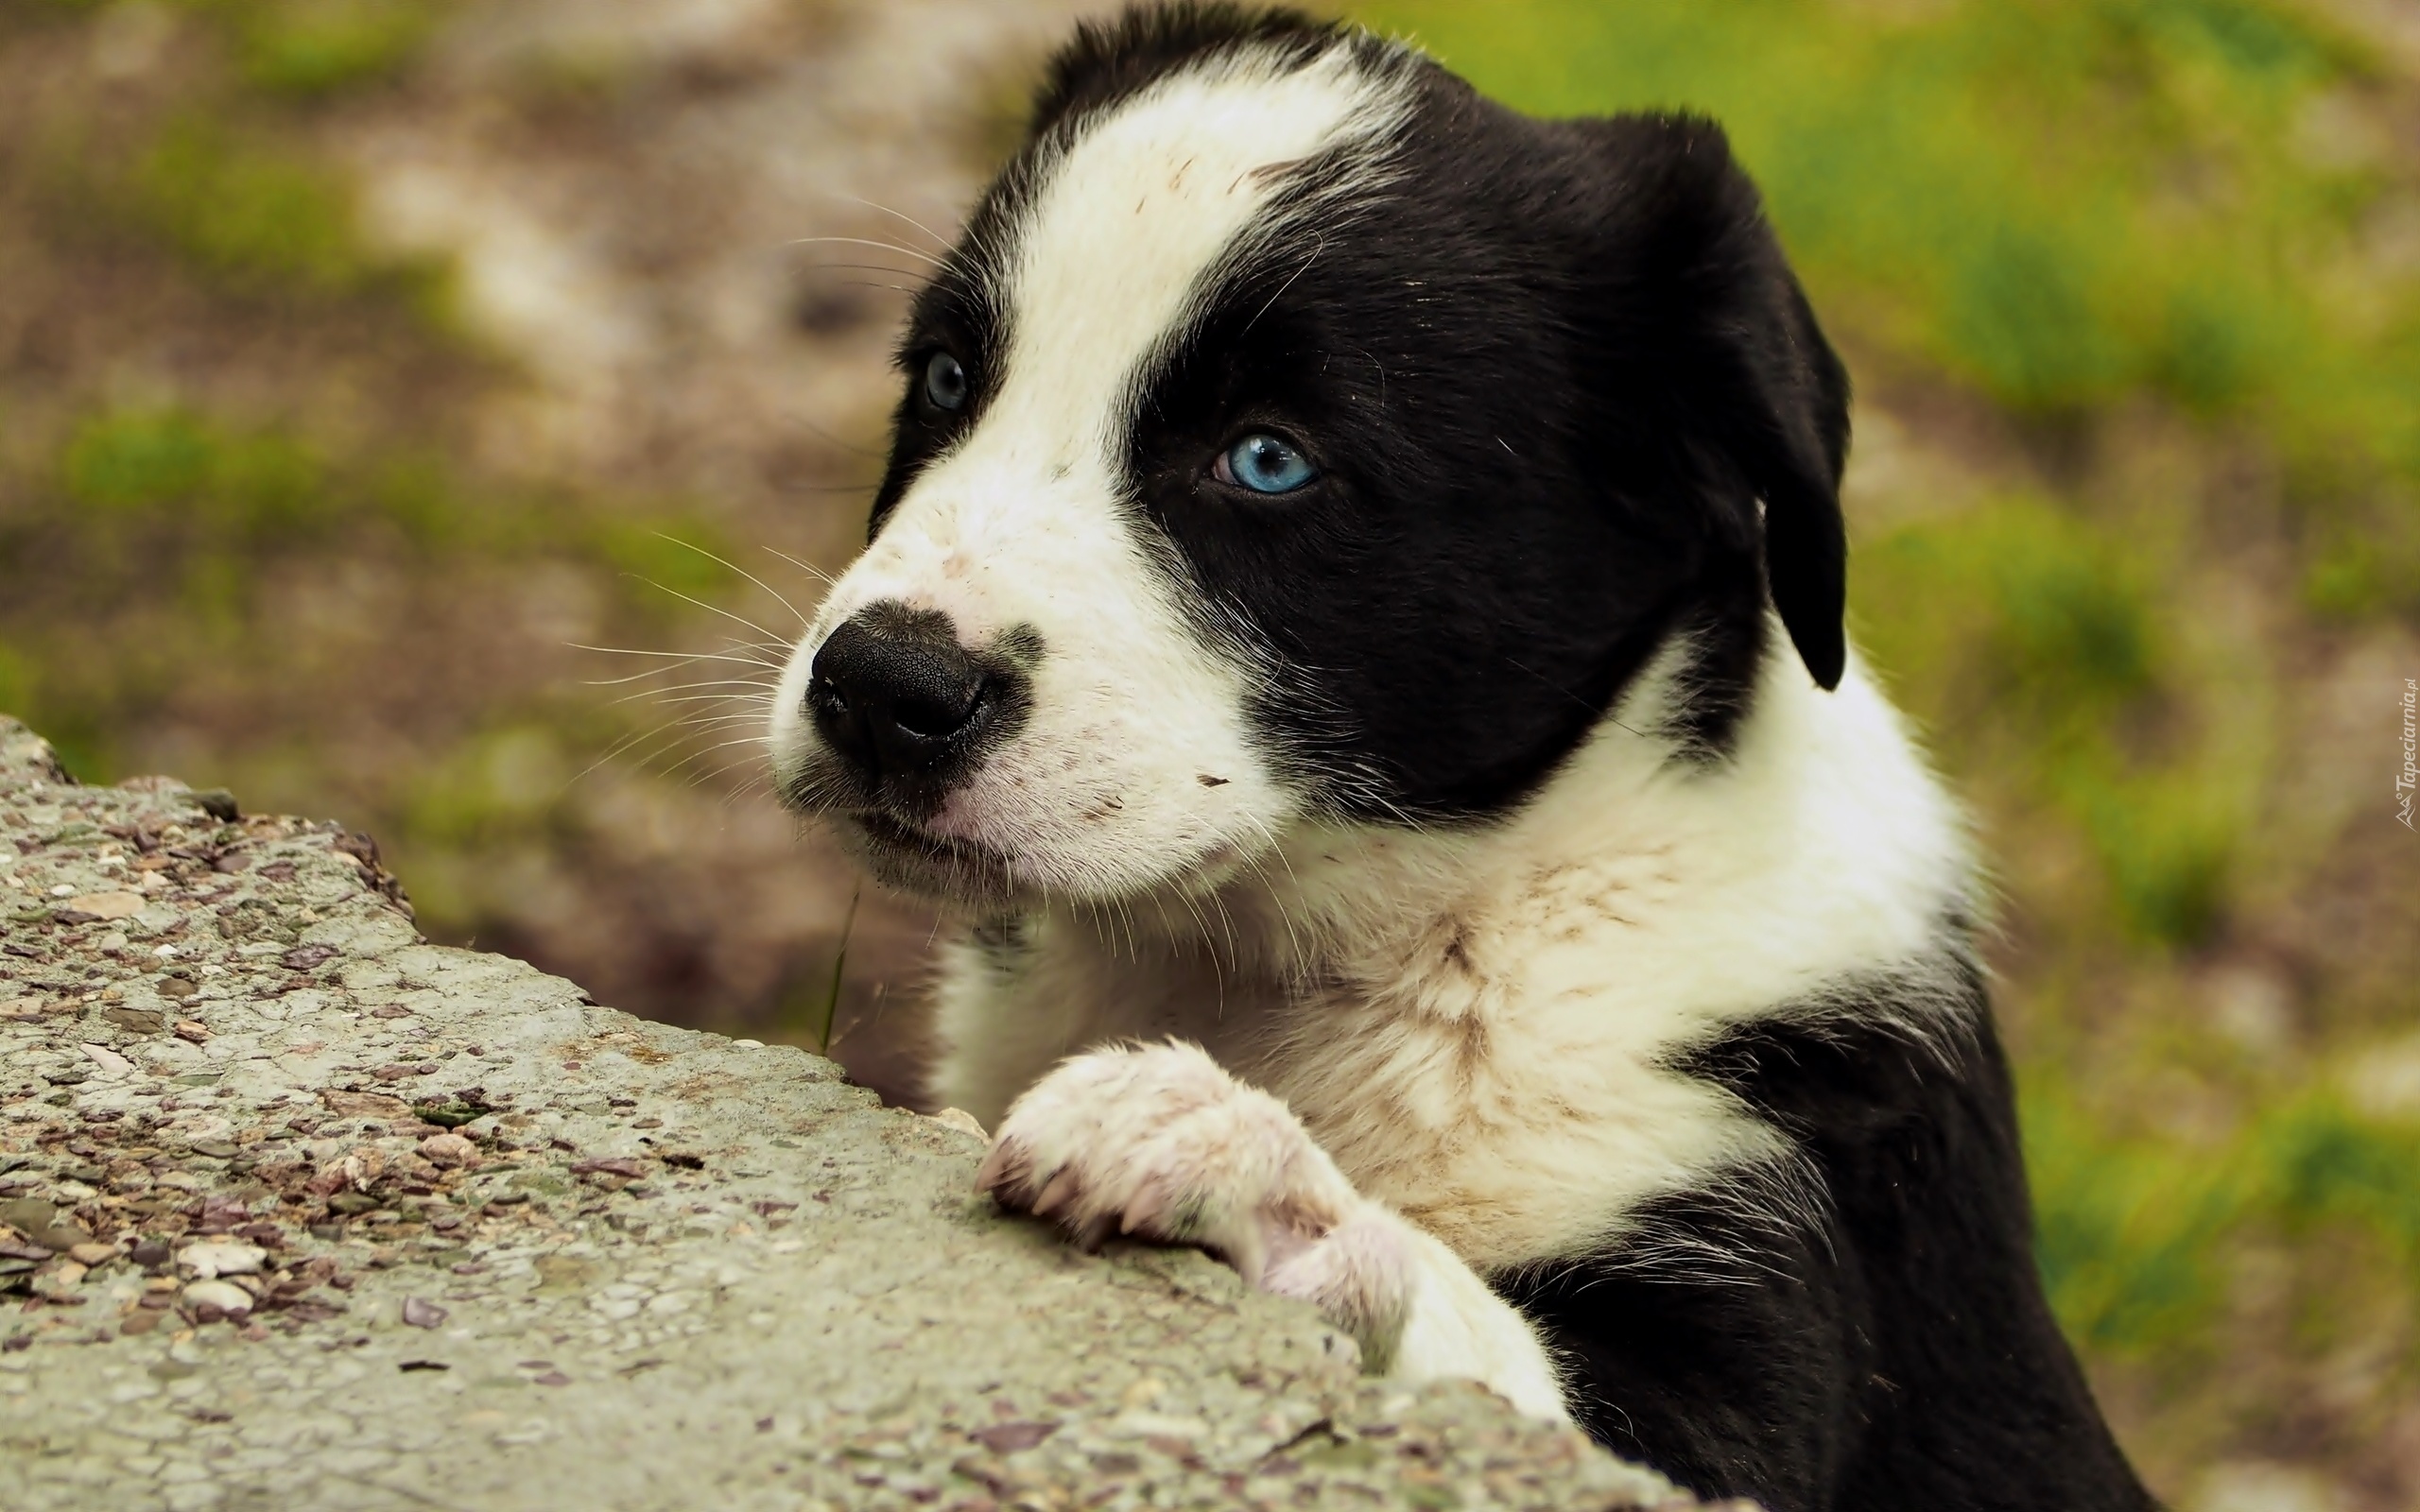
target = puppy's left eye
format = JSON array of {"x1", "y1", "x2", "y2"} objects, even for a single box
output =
[
  {"x1": 923, "y1": 351, "x2": 969, "y2": 413},
  {"x1": 1213, "y1": 434, "x2": 1318, "y2": 494}
]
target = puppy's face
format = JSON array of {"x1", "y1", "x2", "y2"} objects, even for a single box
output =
[{"x1": 771, "y1": 10, "x2": 1848, "y2": 908}]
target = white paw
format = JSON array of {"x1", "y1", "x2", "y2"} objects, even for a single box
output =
[{"x1": 977, "y1": 1040, "x2": 1413, "y2": 1357}]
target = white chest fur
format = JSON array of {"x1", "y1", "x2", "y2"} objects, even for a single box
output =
[{"x1": 932, "y1": 642, "x2": 1970, "y2": 1273}]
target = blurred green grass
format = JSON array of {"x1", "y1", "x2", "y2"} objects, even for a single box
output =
[
  {"x1": 5, "y1": 393, "x2": 736, "y2": 782},
  {"x1": 2031, "y1": 1084, "x2": 2420, "y2": 1356},
  {"x1": 130, "y1": 118, "x2": 407, "y2": 294},
  {"x1": 1368, "y1": 0, "x2": 2420, "y2": 609},
  {"x1": 34, "y1": 0, "x2": 441, "y2": 95}
]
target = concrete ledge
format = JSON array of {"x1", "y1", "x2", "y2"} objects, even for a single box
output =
[{"x1": 0, "y1": 716, "x2": 1703, "y2": 1511}]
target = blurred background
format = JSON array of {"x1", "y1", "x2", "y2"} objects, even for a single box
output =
[{"x1": 1, "y1": 0, "x2": 2414, "y2": 1503}]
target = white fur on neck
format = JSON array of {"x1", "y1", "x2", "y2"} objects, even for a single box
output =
[{"x1": 936, "y1": 627, "x2": 1970, "y2": 1270}]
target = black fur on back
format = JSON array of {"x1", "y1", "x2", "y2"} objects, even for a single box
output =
[{"x1": 1499, "y1": 958, "x2": 2153, "y2": 1511}]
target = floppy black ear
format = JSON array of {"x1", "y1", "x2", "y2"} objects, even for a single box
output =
[{"x1": 1564, "y1": 113, "x2": 1851, "y2": 690}]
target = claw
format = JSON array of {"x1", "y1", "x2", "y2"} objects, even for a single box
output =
[
  {"x1": 1031, "y1": 1165, "x2": 1083, "y2": 1218},
  {"x1": 1121, "y1": 1178, "x2": 1169, "y2": 1237},
  {"x1": 975, "y1": 1137, "x2": 1024, "y2": 1198},
  {"x1": 1227, "y1": 1237, "x2": 1265, "y2": 1289}
]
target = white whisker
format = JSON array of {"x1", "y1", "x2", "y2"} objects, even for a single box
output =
[
  {"x1": 618, "y1": 576, "x2": 787, "y2": 645},
  {"x1": 646, "y1": 531, "x2": 819, "y2": 631},
  {"x1": 787, "y1": 234, "x2": 944, "y2": 271},
  {"x1": 763, "y1": 547, "x2": 841, "y2": 591},
  {"x1": 838, "y1": 195, "x2": 954, "y2": 251}
]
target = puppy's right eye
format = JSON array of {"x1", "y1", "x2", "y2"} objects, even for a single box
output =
[
  {"x1": 923, "y1": 352, "x2": 969, "y2": 413},
  {"x1": 1214, "y1": 433, "x2": 1318, "y2": 494}
]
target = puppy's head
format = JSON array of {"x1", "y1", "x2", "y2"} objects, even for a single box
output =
[{"x1": 771, "y1": 4, "x2": 1849, "y2": 907}]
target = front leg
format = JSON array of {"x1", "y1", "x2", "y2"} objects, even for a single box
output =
[{"x1": 976, "y1": 1040, "x2": 1568, "y2": 1422}]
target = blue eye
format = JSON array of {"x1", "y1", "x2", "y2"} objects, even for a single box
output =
[
  {"x1": 924, "y1": 351, "x2": 968, "y2": 412},
  {"x1": 1215, "y1": 434, "x2": 1318, "y2": 494}
]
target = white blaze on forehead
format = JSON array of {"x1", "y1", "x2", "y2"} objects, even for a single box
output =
[{"x1": 988, "y1": 46, "x2": 1398, "y2": 456}]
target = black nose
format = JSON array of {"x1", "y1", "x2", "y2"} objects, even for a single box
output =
[{"x1": 808, "y1": 607, "x2": 994, "y2": 784}]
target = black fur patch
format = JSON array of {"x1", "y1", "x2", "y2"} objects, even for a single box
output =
[
  {"x1": 1120, "y1": 76, "x2": 1848, "y2": 816},
  {"x1": 1496, "y1": 963, "x2": 2153, "y2": 1511}
]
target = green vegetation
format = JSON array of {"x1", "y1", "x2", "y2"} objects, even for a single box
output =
[
  {"x1": 23, "y1": 0, "x2": 444, "y2": 95},
  {"x1": 1366, "y1": 1, "x2": 2398, "y2": 438},
  {"x1": 63, "y1": 408, "x2": 330, "y2": 533},
  {"x1": 222, "y1": 0, "x2": 444, "y2": 98},
  {"x1": 122, "y1": 116, "x2": 450, "y2": 310},
  {"x1": 2026, "y1": 1082, "x2": 2238, "y2": 1359},
  {"x1": 131, "y1": 120, "x2": 378, "y2": 292},
  {"x1": 2033, "y1": 1084, "x2": 2420, "y2": 1361},
  {"x1": 1858, "y1": 494, "x2": 2246, "y2": 947},
  {"x1": 817, "y1": 887, "x2": 861, "y2": 1056},
  {"x1": 400, "y1": 725, "x2": 581, "y2": 850},
  {"x1": 3, "y1": 399, "x2": 733, "y2": 787},
  {"x1": 12, "y1": 1, "x2": 451, "y2": 308},
  {"x1": 49, "y1": 404, "x2": 733, "y2": 587}
]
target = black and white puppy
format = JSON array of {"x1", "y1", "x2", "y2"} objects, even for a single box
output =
[{"x1": 769, "y1": 7, "x2": 2152, "y2": 1508}]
